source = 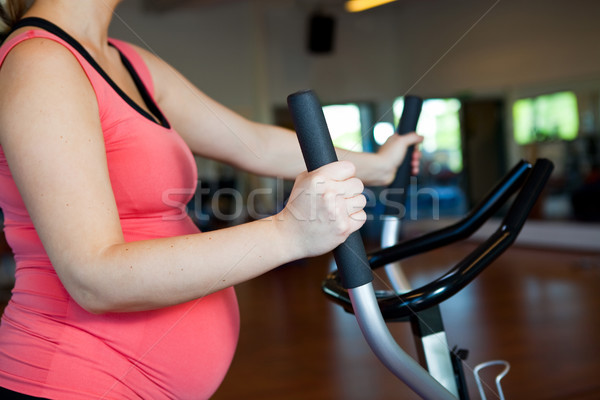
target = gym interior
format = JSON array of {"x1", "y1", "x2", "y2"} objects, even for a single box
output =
[{"x1": 1, "y1": 0, "x2": 599, "y2": 398}]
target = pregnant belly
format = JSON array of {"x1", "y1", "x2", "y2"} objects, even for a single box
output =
[{"x1": 60, "y1": 287, "x2": 240, "y2": 399}]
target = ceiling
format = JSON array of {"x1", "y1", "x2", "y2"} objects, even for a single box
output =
[
  {"x1": 142, "y1": 0, "x2": 235, "y2": 12},
  {"x1": 142, "y1": 0, "x2": 348, "y2": 12}
]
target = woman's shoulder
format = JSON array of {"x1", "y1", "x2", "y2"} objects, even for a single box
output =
[
  {"x1": 0, "y1": 32, "x2": 99, "y2": 128},
  {"x1": 0, "y1": 30, "x2": 85, "y2": 83},
  {"x1": 1, "y1": 28, "x2": 70, "y2": 60}
]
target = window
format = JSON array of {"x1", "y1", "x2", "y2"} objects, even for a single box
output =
[
  {"x1": 322, "y1": 104, "x2": 363, "y2": 152},
  {"x1": 513, "y1": 91, "x2": 579, "y2": 145},
  {"x1": 393, "y1": 97, "x2": 463, "y2": 174},
  {"x1": 391, "y1": 97, "x2": 466, "y2": 218}
]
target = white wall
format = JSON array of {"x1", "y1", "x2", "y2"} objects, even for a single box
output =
[
  {"x1": 111, "y1": 0, "x2": 600, "y2": 121},
  {"x1": 392, "y1": 0, "x2": 600, "y2": 98},
  {"x1": 111, "y1": 0, "x2": 262, "y2": 118}
]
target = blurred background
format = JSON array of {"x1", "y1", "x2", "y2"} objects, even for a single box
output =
[
  {"x1": 1, "y1": 1, "x2": 599, "y2": 398},
  {"x1": 106, "y1": 0, "x2": 599, "y2": 249}
]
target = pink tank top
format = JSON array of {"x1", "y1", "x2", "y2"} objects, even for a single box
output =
[{"x1": 0, "y1": 24, "x2": 239, "y2": 399}]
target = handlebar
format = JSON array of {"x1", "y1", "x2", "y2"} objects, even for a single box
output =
[
  {"x1": 287, "y1": 90, "x2": 373, "y2": 289},
  {"x1": 288, "y1": 89, "x2": 456, "y2": 400},
  {"x1": 287, "y1": 89, "x2": 553, "y2": 400},
  {"x1": 371, "y1": 159, "x2": 531, "y2": 268},
  {"x1": 322, "y1": 158, "x2": 554, "y2": 321},
  {"x1": 384, "y1": 96, "x2": 423, "y2": 214}
]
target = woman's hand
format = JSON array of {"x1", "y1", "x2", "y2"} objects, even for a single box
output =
[
  {"x1": 278, "y1": 161, "x2": 367, "y2": 259},
  {"x1": 375, "y1": 132, "x2": 424, "y2": 186}
]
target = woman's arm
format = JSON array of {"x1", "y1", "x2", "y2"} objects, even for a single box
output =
[
  {"x1": 0, "y1": 38, "x2": 366, "y2": 314},
  {"x1": 136, "y1": 46, "x2": 422, "y2": 186}
]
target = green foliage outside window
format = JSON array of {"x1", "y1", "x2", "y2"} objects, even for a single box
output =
[{"x1": 513, "y1": 91, "x2": 579, "y2": 145}]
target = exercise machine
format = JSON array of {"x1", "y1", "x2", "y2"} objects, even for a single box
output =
[{"x1": 287, "y1": 89, "x2": 554, "y2": 399}]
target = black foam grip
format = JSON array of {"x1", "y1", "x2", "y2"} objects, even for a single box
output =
[
  {"x1": 384, "y1": 96, "x2": 423, "y2": 215},
  {"x1": 397, "y1": 95, "x2": 423, "y2": 136},
  {"x1": 287, "y1": 90, "x2": 373, "y2": 289},
  {"x1": 286, "y1": 90, "x2": 337, "y2": 172}
]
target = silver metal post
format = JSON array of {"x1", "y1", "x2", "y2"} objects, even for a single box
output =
[
  {"x1": 349, "y1": 284, "x2": 456, "y2": 400},
  {"x1": 381, "y1": 216, "x2": 411, "y2": 293}
]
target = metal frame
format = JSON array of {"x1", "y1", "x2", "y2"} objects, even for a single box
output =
[
  {"x1": 287, "y1": 89, "x2": 554, "y2": 400},
  {"x1": 322, "y1": 159, "x2": 554, "y2": 399}
]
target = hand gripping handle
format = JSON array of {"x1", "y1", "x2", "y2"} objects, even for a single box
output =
[
  {"x1": 287, "y1": 90, "x2": 455, "y2": 400},
  {"x1": 287, "y1": 90, "x2": 373, "y2": 289}
]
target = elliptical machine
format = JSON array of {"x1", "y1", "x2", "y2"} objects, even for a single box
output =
[{"x1": 287, "y1": 90, "x2": 554, "y2": 399}]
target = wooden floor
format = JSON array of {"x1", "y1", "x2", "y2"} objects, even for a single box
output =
[
  {"x1": 211, "y1": 242, "x2": 600, "y2": 400},
  {"x1": 1, "y1": 242, "x2": 599, "y2": 399}
]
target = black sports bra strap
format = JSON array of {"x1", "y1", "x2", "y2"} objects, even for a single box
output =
[
  {"x1": 10, "y1": 17, "x2": 60, "y2": 35},
  {"x1": 6, "y1": 17, "x2": 170, "y2": 129}
]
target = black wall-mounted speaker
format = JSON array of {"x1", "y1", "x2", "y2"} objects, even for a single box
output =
[{"x1": 308, "y1": 14, "x2": 336, "y2": 54}]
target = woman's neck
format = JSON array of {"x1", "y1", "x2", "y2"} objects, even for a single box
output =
[{"x1": 24, "y1": 0, "x2": 121, "y2": 51}]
